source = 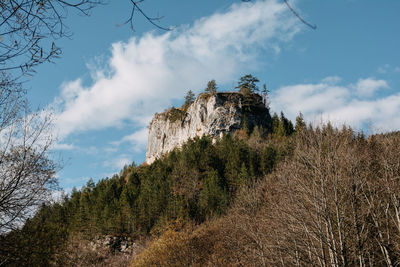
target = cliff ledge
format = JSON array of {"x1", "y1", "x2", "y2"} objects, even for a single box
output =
[{"x1": 145, "y1": 92, "x2": 270, "y2": 164}]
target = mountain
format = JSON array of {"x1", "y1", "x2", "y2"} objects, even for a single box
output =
[
  {"x1": 5, "y1": 89, "x2": 400, "y2": 267},
  {"x1": 146, "y1": 92, "x2": 271, "y2": 164}
]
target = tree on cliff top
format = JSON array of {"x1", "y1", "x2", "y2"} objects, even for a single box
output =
[
  {"x1": 236, "y1": 74, "x2": 260, "y2": 95},
  {"x1": 183, "y1": 90, "x2": 195, "y2": 110},
  {"x1": 205, "y1": 80, "x2": 218, "y2": 95}
]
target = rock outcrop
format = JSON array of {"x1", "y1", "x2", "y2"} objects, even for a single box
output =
[{"x1": 145, "y1": 92, "x2": 270, "y2": 164}]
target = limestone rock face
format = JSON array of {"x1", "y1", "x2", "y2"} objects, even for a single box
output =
[{"x1": 145, "y1": 92, "x2": 270, "y2": 164}]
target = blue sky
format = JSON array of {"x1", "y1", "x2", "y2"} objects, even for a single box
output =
[{"x1": 24, "y1": 0, "x2": 400, "y2": 192}]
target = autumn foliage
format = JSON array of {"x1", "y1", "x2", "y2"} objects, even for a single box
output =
[
  {"x1": 3, "y1": 118, "x2": 400, "y2": 266},
  {"x1": 131, "y1": 125, "x2": 400, "y2": 266}
]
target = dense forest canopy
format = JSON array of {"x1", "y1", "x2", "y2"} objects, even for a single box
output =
[
  {"x1": 0, "y1": 0, "x2": 398, "y2": 265},
  {"x1": 2, "y1": 98, "x2": 400, "y2": 266},
  {"x1": 1, "y1": 83, "x2": 400, "y2": 266},
  {"x1": 0, "y1": 98, "x2": 293, "y2": 265}
]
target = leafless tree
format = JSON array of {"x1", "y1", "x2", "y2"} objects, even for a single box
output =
[
  {"x1": 0, "y1": 0, "x2": 314, "y2": 79},
  {"x1": 0, "y1": 0, "x2": 100, "y2": 76},
  {"x1": 263, "y1": 125, "x2": 400, "y2": 266},
  {"x1": 0, "y1": 80, "x2": 57, "y2": 233},
  {"x1": 0, "y1": 0, "x2": 171, "y2": 79}
]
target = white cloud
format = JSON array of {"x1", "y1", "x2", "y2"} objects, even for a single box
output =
[
  {"x1": 272, "y1": 82, "x2": 350, "y2": 118},
  {"x1": 376, "y1": 64, "x2": 400, "y2": 74},
  {"x1": 354, "y1": 78, "x2": 388, "y2": 98},
  {"x1": 321, "y1": 76, "x2": 341, "y2": 84},
  {"x1": 377, "y1": 64, "x2": 390, "y2": 74},
  {"x1": 52, "y1": 0, "x2": 300, "y2": 139},
  {"x1": 271, "y1": 77, "x2": 400, "y2": 132},
  {"x1": 52, "y1": 143, "x2": 76, "y2": 151},
  {"x1": 113, "y1": 127, "x2": 148, "y2": 152},
  {"x1": 104, "y1": 155, "x2": 132, "y2": 170},
  {"x1": 80, "y1": 146, "x2": 100, "y2": 155},
  {"x1": 54, "y1": 143, "x2": 99, "y2": 155}
]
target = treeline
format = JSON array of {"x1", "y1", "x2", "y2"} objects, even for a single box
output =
[
  {"x1": 0, "y1": 112, "x2": 297, "y2": 266},
  {"x1": 9, "y1": 112, "x2": 400, "y2": 266},
  {"x1": 66, "y1": 127, "x2": 286, "y2": 235}
]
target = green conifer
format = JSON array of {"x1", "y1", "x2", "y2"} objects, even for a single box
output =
[
  {"x1": 235, "y1": 74, "x2": 259, "y2": 95},
  {"x1": 295, "y1": 112, "x2": 306, "y2": 132},
  {"x1": 205, "y1": 79, "x2": 218, "y2": 95}
]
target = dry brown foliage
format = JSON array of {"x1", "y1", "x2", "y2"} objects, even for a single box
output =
[
  {"x1": 54, "y1": 234, "x2": 146, "y2": 267},
  {"x1": 131, "y1": 125, "x2": 400, "y2": 266}
]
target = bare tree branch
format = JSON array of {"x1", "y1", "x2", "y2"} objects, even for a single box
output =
[
  {"x1": 122, "y1": 0, "x2": 171, "y2": 31},
  {"x1": 243, "y1": 0, "x2": 317, "y2": 30},
  {"x1": 283, "y1": 0, "x2": 317, "y2": 30},
  {"x1": 0, "y1": 76, "x2": 58, "y2": 233}
]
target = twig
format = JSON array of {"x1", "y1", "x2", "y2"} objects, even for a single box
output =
[{"x1": 283, "y1": 0, "x2": 317, "y2": 30}]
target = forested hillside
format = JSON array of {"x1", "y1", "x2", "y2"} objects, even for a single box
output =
[
  {"x1": 0, "y1": 111, "x2": 293, "y2": 266},
  {"x1": 132, "y1": 125, "x2": 400, "y2": 266},
  {"x1": 2, "y1": 113, "x2": 400, "y2": 266}
]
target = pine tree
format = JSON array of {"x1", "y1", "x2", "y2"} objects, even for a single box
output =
[
  {"x1": 235, "y1": 74, "x2": 260, "y2": 95},
  {"x1": 238, "y1": 162, "x2": 249, "y2": 186},
  {"x1": 277, "y1": 112, "x2": 294, "y2": 136},
  {"x1": 295, "y1": 112, "x2": 306, "y2": 132},
  {"x1": 260, "y1": 145, "x2": 277, "y2": 174},
  {"x1": 183, "y1": 90, "x2": 195, "y2": 111},
  {"x1": 205, "y1": 79, "x2": 218, "y2": 95},
  {"x1": 262, "y1": 83, "x2": 270, "y2": 107},
  {"x1": 272, "y1": 113, "x2": 280, "y2": 134},
  {"x1": 199, "y1": 169, "x2": 228, "y2": 217}
]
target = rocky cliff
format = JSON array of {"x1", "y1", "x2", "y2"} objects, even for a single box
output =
[{"x1": 145, "y1": 92, "x2": 270, "y2": 164}]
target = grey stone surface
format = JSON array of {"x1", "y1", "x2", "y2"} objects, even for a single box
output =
[{"x1": 145, "y1": 92, "x2": 268, "y2": 164}]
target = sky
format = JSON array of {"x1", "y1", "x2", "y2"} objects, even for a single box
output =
[{"x1": 24, "y1": 0, "x2": 400, "y2": 192}]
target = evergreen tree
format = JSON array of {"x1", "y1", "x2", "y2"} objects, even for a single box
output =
[
  {"x1": 205, "y1": 79, "x2": 218, "y2": 95},
  {"x1": 277, "y1": 112, "x2": 294, "y2": 136},
  {"x1": 260, "y1": 145, "x2": 277, "y2": 174},
  {"x1": 238, "y1": 162, "x2": 249, "y2": 186},
  {"x1": 262, "y1": 83, "x2": 270, "y2": 107},
  {"x1": 235, "y1": 74, "x2": 260, "y2": 95},
  {"x1": 184, "y1": 90, "x2": 195, "y2": 109},
  {"x1": 241, "y1": 115, "x2": 250, "y2": 134},
  {"x1": 272, "y1": 113, "x2": 280, "y2": 134},
  {"x1": 199, "y1": 169, "x2": 228, "y2": 217},
  {"x1": 85, "y1": 178, "x2": 95, "y2": 192},
  {"x1": 262, "y1": 83, "x2": 268, "y2": 95},
  {"x1": 295, "y1": 112, "x2": 306, "y2": 132}
]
